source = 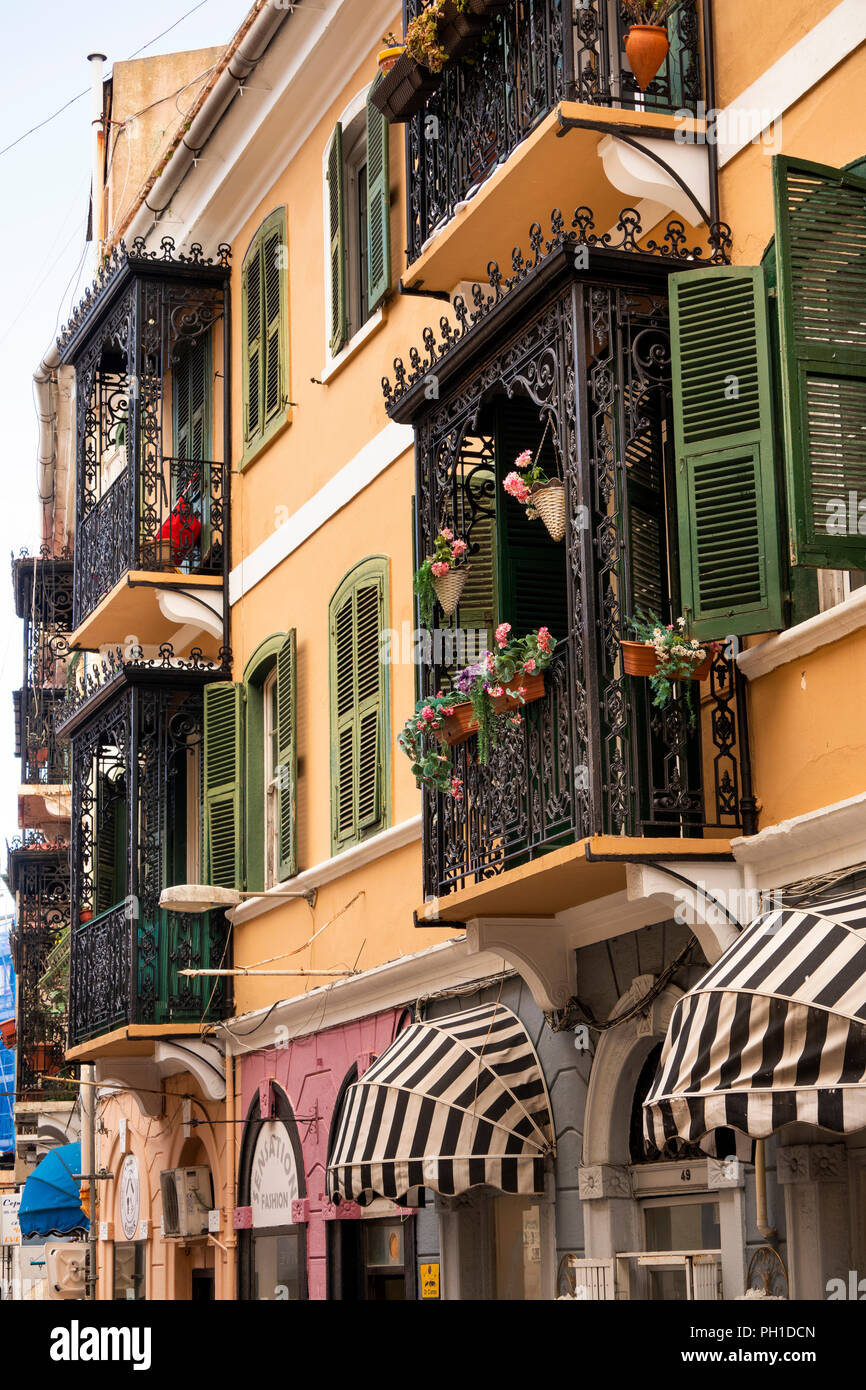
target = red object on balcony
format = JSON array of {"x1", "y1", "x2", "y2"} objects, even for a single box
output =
[
  {"x1": 0, "y1": 1018, "x2": 17, "y2": 1049},
  {"x1": 156, "y1": 496, "x2": 201, "y2": 563}
]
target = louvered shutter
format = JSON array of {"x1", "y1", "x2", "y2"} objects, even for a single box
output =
[
  {"x1": 95, "y1": 780, "x2": 126, "y2": 915},
  {"x1": 670, "y1": 265, "x2": 784, "y2": 639},
  {"x1": 496, "y1": 399, "x2": 569, "y2": 640},
  {"x1": 203, "y1": 682, "x2": 244, "y2": 889},
  {"x1": 175, "y1": 334, "x2": 210, "y2": 460},
  {"x1": 774, "y1": 156, "x2": 866, "y2": 568},
  {"x1": 243, "y1": 243, "x2": 263, "y2": 445},
  {"x1": 457, "y1": 468, "x2": 497, "y2": 644},
  {"x1": 327, "y1": 124, "x2": 348, "y2": 356},
  {"x1": 365, "y1": 86, "x2": 391, "y2": 312},
  {"x1": 331, "y1": 567, "x2": 386, "y2": 849},
  {"x1": 263, "y1": 223, "x2": 284, "y2": 426},
  {"x1": 275, "y1": 630, "x2": 297, "y2": 882}
]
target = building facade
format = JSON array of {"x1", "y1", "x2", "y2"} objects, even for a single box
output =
[{"x1": 10, "y1": 0, "x2": 866, "y2": 1301}]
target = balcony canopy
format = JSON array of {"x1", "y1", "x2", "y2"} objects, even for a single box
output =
[
  {"x1": 644, "y1": 885, "x2": 866, "y2": 1158},
  {"x1": 327, "y1": 1003, "x2": 554, "y2": 1205}
]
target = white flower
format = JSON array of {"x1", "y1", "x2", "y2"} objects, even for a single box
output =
[
  {"x1": 690, "y1": 638, "x2": 699, "y2": 647},
  {"x1": 677, "y1": 616, "x2": 686, "y2": 629}
]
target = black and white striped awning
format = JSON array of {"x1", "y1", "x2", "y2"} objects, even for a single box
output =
[
  {"x1": 327, "y1": 1003, "x2": 554, "y2": 1204},
  {"x1": 644, "y1": 887, "x2": 866, "y2": 1155}
]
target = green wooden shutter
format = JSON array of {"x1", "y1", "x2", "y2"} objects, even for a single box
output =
[
  {"x1": 670, "y1": 265, "x2": 784, "y2": 639},
  {"x1": 203, "y1": 682, "x2": 244, "y2": 889},
  {"x1": 275, "y1": 630, "x2": 298, "y2": 882},
  {"x1": 330, "y1": 565, "x2": 386, "y2": 851},
  {"x1": 243, "y1": 242, "x2": 263, "y2": 446},
  {"x1": 263, "y1": 222, "x2": 284, "y2": 426},
  {"x1": 365, "y1": 87, "x2": 391, "y2": 313},
  {"x1": 774, "y1": 155, "x2": 866, "y2": 568},
  {"x1": 327, "y1": 124, "x2": 348, "y2": 356},
  {"x1": 175, "y1": 333, "x2": 211, "y2": 460}
]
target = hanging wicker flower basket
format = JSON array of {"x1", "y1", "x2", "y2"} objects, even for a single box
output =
[
  {"x1": 432, "y1": 563, "x2": 470, "y2": 616},
  {"x1": 624, "y1": 24, "x2": 670, "y2": 91},
  {"x1": 434, "y1": 672, "x2": 546, "y2": 746},
  {"x1": 620, "y1": 640, "x2": 713, "y2": 681},
  {"x1": 530, "y1": 480, "x2": 566, "y2": 542}
]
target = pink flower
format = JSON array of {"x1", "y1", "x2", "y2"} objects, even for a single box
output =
[
  {"x1": 503, "y1": 471, "x2": 531, "y2": 503},
  {"x1": 489, "y1": 685, "x2": 504, "y2": 698},
  {"x1": 431, "y1": 561, "x2": 450, "y2": 578},
  {"x1": 514, "y1": 449, "x2": 533, "y2": 469},
  {"x1": 450, "y1": 777, "x2": 464, "y2": 802},
  {"x1": 523, "y1": 658, "x2": 536, "y2": 673},
  {"x1": 495, "y1": 622, "x2": 511, "y2": 649},
  {"x1": 451, "y1": 539, "x2": 468, "y2": 557},
  {"x1": 509, "y1": 714, "x2": 523, "y2": 727},
  {"x1": 440, "y1": 526, "x2": 453, "y2": 542},
  {"x1": 443, "y1": 706, "x2": 455, "y2": 717},
  {"x1": 421, "y1": 705, "x2": 434, "y2": 721},
  {"x1": 537, "y1": 626, "x2": 551, "y2": 653},
  {"x1": 416, "y1": 721, "x2": 425, "y2": 731},
  {"x1": 485, "y1": 651, "x2": 496, "y2": 673}
]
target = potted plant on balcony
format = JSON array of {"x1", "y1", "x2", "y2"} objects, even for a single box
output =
[
  {"x1": 621, "y1": 0, "x2": 682, "y2": 92},
  {"x1": 622, "y1": 611, "x2": 719, "y2": 728},
  {"x1": 502, "y1": 417, "x2": 566, "y2": 542},
  {"x1": 414, "y1": 527, "x2": 471, "y2": 625},
  {"x1": 399, "y1": 692, "x2": 466, "y2": 800},
  {"x1": 378, "y1": 32, "x2": 407, "y2": 73},
  {"x1": 371, "y1": 38, "x2": 444, "y2": 122}
]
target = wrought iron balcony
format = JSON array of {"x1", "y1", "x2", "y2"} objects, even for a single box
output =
[
  {"x1": 5, "y1": 834, "x2": 75, "y2": 1101},
  {"x1": 13, "y1": 688, "x2": 70, "y2": 786},
  {"x1": 69, "y1": 904, "x2": 231, "y2": 1047},
  {"x1": 404, "y1": 0, "x2": 709, "y2": 263},
  {"x1": 67, "y1": 675, "x2": 231, "y2": 1046},
  {"x1": 55, "y1": 237, "x2": 231, "y2": 634},
  {"x1": 384, "y1": 210, "x2": 749, "y2": 903}
]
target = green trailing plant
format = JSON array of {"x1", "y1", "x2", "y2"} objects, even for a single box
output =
[
  {"x1": 620, "y1": 0, "x2": 682, "y2": 24},
  {"x1": 413, "y1": 527, "x2": 469, "y2": 626},
  {"x1": 398, "y1": 692, "x2": 464, "y2": 799},
  {"x1": 627, "y1": 610, "x2": 716, "y2": 728}
]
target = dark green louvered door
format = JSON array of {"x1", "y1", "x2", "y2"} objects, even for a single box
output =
[
  {"x1": 494, "y1": 397, "x2": 569, "y2": 640},
  {"x1": 775, "y1": 156, "x2": 866, "y2": 569},
  {"x1": 670, "y1": 265, "x2": 784, "y2": 639},
  {"x1": 203, "y1": 682, "x2": 244, "y2": 889},
  {"x1": 331, "y1": 564, "x2": 387, "y2": 852}
]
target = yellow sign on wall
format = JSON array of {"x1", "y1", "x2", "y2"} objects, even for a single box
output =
[{"x1": 420, "y1": 1262, "x2": 440, "y2": 1299}]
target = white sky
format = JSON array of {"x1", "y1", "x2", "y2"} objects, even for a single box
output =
[{"x1": 0, "y1": 0, "x2": 250, "y2": 881}]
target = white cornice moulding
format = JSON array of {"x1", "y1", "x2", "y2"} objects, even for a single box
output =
[
  {"x1": 228, "y1": 420, "x2": 413, "y2": 603},
  {"x1": 732, "y1": 793, "x2": 866, "y2": 888},
  {"x1": 216, "y1": 936, "x2": 510, "y2": 1055},
  {"x1": 717, "y1": 0, "x2": 866, "y2": 167},
  {"x1": 228, "y1": 815, "x2": 423, "y2": 926},
  {"x1": 737, "y1": 587, "x2": 866, "y2": 681}
]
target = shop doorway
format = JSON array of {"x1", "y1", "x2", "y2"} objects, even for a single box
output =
[{"x1": 237, "y1": 1084, "x2": 308, "y2": 1301}]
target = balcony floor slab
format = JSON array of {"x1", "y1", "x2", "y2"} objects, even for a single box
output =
[
  {"x1": 65, "y1": 1021, "x2": 214, "y2": 1063},
  {"x1": 70, "y1": 571, "x2": 224, "y2": 657}
]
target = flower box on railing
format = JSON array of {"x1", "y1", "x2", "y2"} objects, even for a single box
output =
[
  {"x1": 435, "y1": 672, "x2": 546, "y2": 747},
  {"x1": 370, "y1": 50, "x2": 441, "y2": 123}
]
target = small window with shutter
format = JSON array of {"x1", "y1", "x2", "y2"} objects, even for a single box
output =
[
  {"x1": 203, "y1": 682, "x2": 245, "y2": 889},
  {"x1": 241, "y1": 208, "x2": 288, "y2": 464},
  {"x1": 329, "y1": 559, "x2": 389, "y2": 854},
  {"x1": 325, "y1": 86, "x2": 391, "y2": 358}
]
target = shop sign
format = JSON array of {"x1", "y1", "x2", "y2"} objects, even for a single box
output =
[
  {"x1": 1, "y1": 1192, "x2": 20, "y2": 1246},
  {"x1": 420, "y1": 1262, "x2": 440, "y2": 1299},
  {"x1": 120, "y1": 1153, "x2": 140, "y2": 1241},
  {"x1": 251, "y1": 1121, "x2": 300, "y2": 1228}
]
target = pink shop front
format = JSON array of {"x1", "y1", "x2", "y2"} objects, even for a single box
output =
[{"x1": 236, "y1": 1007, "x2": 419, "y2": 1301}]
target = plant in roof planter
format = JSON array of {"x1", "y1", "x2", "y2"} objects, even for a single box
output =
[
  {"x1": 414, "y1": 527, "x2": 471, "y2": 625},
  {"x1": 621, "y1": 0, "x2": 682, "y2": 92},
  {"x1": 378, "y1": 32, "x2": 407, "y2": 73},
  {"x1": 622, "y1": 610, "x2": 719, "y2": 728},
  {"x1": 502, "y1": 415, "x2": 566, "y2": 542}
]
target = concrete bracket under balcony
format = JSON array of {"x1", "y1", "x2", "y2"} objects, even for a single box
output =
[{"x1": 92, "y1": 1038, "x2": 226, "y2": 1118}]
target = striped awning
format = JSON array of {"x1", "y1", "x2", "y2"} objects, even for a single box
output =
[
  {"x1": 327, "y1": 1002, "x2": 554, "y2": 1204},
  {"x1": 644, "y1": 887, "x2": 866, "y2": 1155}
]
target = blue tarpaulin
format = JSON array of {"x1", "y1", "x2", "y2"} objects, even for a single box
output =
[
  {"x1": 0, "y1": 922, "x2": 14, "y2": 1155},
  {"x1": 18, "y1": 1142, "x2": 89, "y2": 1238}
]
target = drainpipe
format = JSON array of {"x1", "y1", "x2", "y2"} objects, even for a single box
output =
[
  {"x1": 34, "y1": 349, "x2": 60, "y2": 549},
  {"x1": 88, "y1": 52, "x2": 107, "y2": 268},
  {"x1": 754, "y1": 1140, "x2": 777, "y2": 1241},
  {"x1": 225, "y1": 1049, "x2": 237, "y2": 1297}
]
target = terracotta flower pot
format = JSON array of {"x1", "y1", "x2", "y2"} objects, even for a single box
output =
[
  {"x1": 432, "y1": 563, "x2": 470, "y2": 616},
  {"x1": 434, "y1": 672, "x2": 546, "y2": 747},
  {"x1": 620, "y1": 640, "x2": 713, "y2": 681},
  {"x1": 624, "y1": 24, "x2": 670, "y2": 92},
  {"x1": 378, "y1": 45, "x2": 406, "y2": 74},
  {"x1": 79, "y1": 908, "x2": 93, "y2": 923},
  {"x1": 530, "y1": 480, "x2": 566, "y2": 542}
]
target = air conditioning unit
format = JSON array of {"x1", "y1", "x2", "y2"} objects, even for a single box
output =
[
  {"x1": 45, "y1": 1242, "x2": 88, "y2": 1300},
  {"x1": 160, "y1": 1166, "x2": 213, "y2": 1238}
]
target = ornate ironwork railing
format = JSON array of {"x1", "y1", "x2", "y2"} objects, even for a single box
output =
[
  {"x1": 57, "y1": 641, "x2": 230, "y2": 737},
  {"x1": 404, "y1": 0, "x2": 706, "y2": 261},
  {"x1": 6, "y1": 839, "x2": 74, "y2": 1100},
  {"x1": 73, "y1": 456, "x2": 226, "y2": 628},
  {"x1": 15, "y1": 689, "x2": 70, "y2": 785}
]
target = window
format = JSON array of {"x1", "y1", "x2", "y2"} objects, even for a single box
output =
[
  {"x1": 329, "y1": 559, "x2": 389, "y2": 853},
  {"x1": 326, "y1": 85, "x2": 391, "y2": 356},
  {"x1": 113, "y1": 1242, "x2": 146, "y2": 1300},
  {"x1": 202, "y1": 633, "x2": 298, "y2": 893},
  {"x1": 242, "y1": 208, "x2": 288, "y2": 463},
  {"x1": 670, "y1": 155, "x2": 866, "y2": 641}
]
